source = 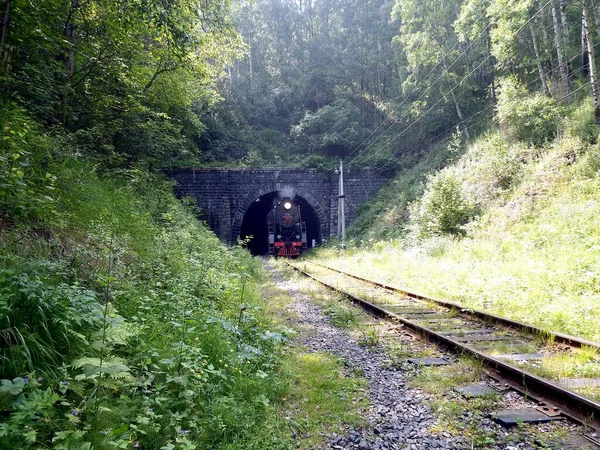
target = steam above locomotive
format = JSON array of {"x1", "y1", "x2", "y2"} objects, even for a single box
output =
[{"x1": 267, "y1": 196, "x2": 307, "y2": 257}]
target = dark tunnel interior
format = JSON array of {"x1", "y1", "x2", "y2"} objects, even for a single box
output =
[{"x1": 240, "y1": 192, "x2": 322, "y2": 256}]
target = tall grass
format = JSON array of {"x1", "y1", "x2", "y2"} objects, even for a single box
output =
[
  {"x1": 0, "y1": 103, "x2": 291, "y2": 449},
  {"x1": 320, "y1": 98, "x2": 600, "y2": 342}
]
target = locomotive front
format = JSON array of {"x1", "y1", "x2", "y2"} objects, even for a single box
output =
[{"x1": 267, "y1": 197, "x2": 307, "y2": 257}]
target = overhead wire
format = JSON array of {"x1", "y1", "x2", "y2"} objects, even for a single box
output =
[
  {"x1": 342, "y1": 7, "x2": 493, "y2": 163},
  {"x1": 362, "y1": 46, "x2": 599, "y2": 179},
  {"x1": 346, "y1": 0, "x2": 554, "y2": 168}
]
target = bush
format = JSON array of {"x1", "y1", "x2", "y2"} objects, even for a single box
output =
[
  {"x1": 408, "y1": 170, "x2": 476, "y2": 239},
  {"x1": 290, "y1": 99, "x2": 367, "y2": 157},
  {"x1": 0, "y1": 260, "x2": 106, "y2": 378},
  {"x1": 564, "y1": 98, "x2": 600, "y2": 144},
  {"x1": 0, "y1": 103, "x2": 58, "y2": 224},
  {"x1": 0, "y1": 157, "x2": 290, "y2": 449},
  {"x1": 495, "y1": 76, "x2": 563, "y2": 147}
]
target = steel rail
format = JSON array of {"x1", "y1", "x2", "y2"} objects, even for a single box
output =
[
  {"x1": 287, "y1": 261, "x2": 600, "y2": 432},
  {"x1": 308, "y1": 261, "x2": 600, "y2": 352}
]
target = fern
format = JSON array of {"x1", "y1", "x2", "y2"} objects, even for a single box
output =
[{"x1": 71, "y1": 357, "x2": 132, "y2": 381}]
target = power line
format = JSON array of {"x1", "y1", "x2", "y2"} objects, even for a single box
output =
[
  {"x1": 364, "y1": 51, "x2": 598, "y2": 179},
  {"x1": 343, "y1": 8, "x2": 493, "y2": 163},
  {"x1": 347, "y1": 0, "x2": 554, "y2": 168},
  {"x1": 365, "y1": 104, "x2": 496, "y2": 178},
  {"x1": 351, "y1": 54, "x2": 495, "y2": 167}
]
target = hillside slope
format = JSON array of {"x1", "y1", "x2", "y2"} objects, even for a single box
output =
[
  {"x1": 319, "y1": 99, "x2": 600, "y2": 342},
  {"x1": 0, "y1": 103, "x2": 293, "y2": 449}
]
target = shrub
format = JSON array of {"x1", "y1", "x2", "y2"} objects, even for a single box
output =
[
  {"x1": 495, "y1": 76, "x2": 563, "y2": 147},
  {"x1": 0, "y1": 102, "x2": 58, "y2": 224},
  {"x1": 291, "y1": 99, "x2": 366, "y2": 157},
  {"x1": 0, "y1": 260, "x2": 107, "y2": 378},
  {"x1": 408, "y1": 170, "x2": 476, "y2": 239},
  {"x1": 564, "y1": 98, "x2": 600, "y2": 144}
]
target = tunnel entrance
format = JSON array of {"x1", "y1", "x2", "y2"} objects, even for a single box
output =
[{"x1": 240, "y1": 191, "x2": 322, "y2": 256}]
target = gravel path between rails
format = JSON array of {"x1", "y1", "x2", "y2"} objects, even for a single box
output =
[
  {"x1": 266, "y1": 261, "x2": 600, "y2": 450},
  {"x1": 266, "y1": 261, "x2": 467, "y2": 450}
]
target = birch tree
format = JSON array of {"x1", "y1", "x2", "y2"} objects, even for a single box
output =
[
  {"x1": 551, "y1": 0, "x2": 569, "y2": 88},
  {"x1": 583, "y1": 0, "x2": 600, "y2": 123}
]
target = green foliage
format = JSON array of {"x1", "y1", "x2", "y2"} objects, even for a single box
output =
[
  {"x1": 1, "y1": 0, "x2": 243, "y2": 169},
  {"x1": 348, "y1": 141, "x2": 461, "y2": 243},
  {"x1": 282, "y1": 352, "x2": 368, "y2": 447},
  {"x1": 488, "y1": 0, "x2": 533, "y2": 67},
  {"x1": 291, "y1": 99, "x2": 367, "y2": 158},
  {"x1": 0, "y1": 146, "x2": 291, "y2": 449},
  {"x1": 324, "y1": 301, "x2": 358, "y2": 329},
  {"x1": 321, "y1": 110, "x2": 600, "y2": 342},
  {"x1": 564, "y1": 98, "x2": 600, "y2": 144},
  {"x1": 358, "y1": 328, "x2": 380, "y2": 347},
  {"x1": 408, "y1": 170, "x2": 476, "y2": 239},
  {"x1": 0, "y1": 260, "x2": 106, "y2": 378},
  {"x1": 495, "y1": 76, "x2": 563, "y2": 147},
  {"x1": 0, "y1": 103, "x2": 58, "y2": 223},
  {"x1": 215, "y1": 0, "x2": 402, "y2": 167}
]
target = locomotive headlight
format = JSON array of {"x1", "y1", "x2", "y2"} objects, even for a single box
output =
[
  {"x1": 283, "y1": 202, "x2": 292, "y2": 210},
  {"x1": 296, "y1": 235, "x2": 300, "y2": 239},
  {"x1": 277, "y1": 235, "x2": 282, "y2": 239}
]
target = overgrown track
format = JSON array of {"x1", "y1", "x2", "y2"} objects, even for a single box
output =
[{"x1": 288, "y1": 260, "x2": 600, "y2": 433}]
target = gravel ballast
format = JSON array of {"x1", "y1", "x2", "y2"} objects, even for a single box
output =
[{"x1": 266, "y1": 261, "x2": 598, "y2": 450}]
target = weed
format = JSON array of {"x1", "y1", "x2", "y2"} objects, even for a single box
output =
[
  {"x1": 410, "y1": 357, "x2": 484, "y2": 395},
  {"x1": 358, "y1": 328, "x2": 380, "y2": 347},
  {"x1": 324, "y1": 302, "x2": 358, "y2": 329},
  {"x1": 281, "y1": 351, "x2": 369, "y2": 448}
]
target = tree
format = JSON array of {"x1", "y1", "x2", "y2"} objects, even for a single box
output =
[
  {"x1": 583, "y1": 0, "x2": 600, "y2": 123},
  {"x1": 0, "y1": 0, "x2": 243, "y2": 167}
]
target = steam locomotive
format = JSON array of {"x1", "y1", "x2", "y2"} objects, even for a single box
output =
[{"x1": 267, "y1": 197, "x2": 307, "y2": 257}]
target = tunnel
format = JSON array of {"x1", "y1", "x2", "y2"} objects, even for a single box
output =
[{"x1": 239, "y1": 191, "x2": 322, "y2": 256}]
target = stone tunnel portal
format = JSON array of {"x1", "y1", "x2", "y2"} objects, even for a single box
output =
[{"x1": 239, "y1": 191, "x2": 322, "y2": 255}]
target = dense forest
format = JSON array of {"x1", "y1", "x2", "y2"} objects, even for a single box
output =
[
  {"x1": 2, "y1": 0, "x2": 600, "y2": 449},
  {"x1": 4, "y1": 0, "x2": 600, "y2": 172},
  {"x1": 216, "y1": 0, "x2": 600, "y2": 170}
]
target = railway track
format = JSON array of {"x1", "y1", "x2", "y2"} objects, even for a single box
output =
[{"x1": 287, "y1": 260, "x2": 600, "y2": 436}]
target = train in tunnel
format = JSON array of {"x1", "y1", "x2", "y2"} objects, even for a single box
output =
[{"x1": 267, "y1": 197, "x2": 308, "y2": 257}]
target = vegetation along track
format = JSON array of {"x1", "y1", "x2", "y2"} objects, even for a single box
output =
[{"x1": 288, "y1": 260, "x2": 600, "y2": 434}]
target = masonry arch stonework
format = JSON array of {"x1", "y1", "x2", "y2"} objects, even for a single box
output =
[
  {"x1": 164, "y1": 167, "x2": 389, "y2": 245},
  {"x1": 230, "y1": 188, "x2": 327, "y2": 244}
]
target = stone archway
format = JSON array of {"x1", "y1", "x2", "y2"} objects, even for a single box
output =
[{"x1": 231, "y1": 187, "x2": 327, "y2": 246}]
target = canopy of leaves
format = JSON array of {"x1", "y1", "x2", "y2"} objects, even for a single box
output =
[
  {"x1": 1, "y1": 0, "x2": 243, "y2": 168},
  {"x1": 291, "y1": 99, "x2": 367, "y2": 157}
]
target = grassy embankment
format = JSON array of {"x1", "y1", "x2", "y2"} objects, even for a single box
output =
[
  {"x1": 0, "y1": 102, "x2": 368, "y2": 449},
  {"x1": 317, "y1": 97, "x2": 600, "y2": 344}
]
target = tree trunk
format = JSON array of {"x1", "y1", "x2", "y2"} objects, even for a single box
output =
[
  {"x1": 61, "y1": 0, "x2": 78, "y2": 82},
  {"x1": 551, "y1": 0, "x2": 569, "y2": 88},
  {"x1": 582, "y1": 14, "x2": 590, "y2": 78},
  {"x1": 560, "y1": 0, "x2": 569, "y2": 48},
  {"x1": 540, "y1": 1, "x2": 554, "y2": 69},
  {"x1": 583, "y1": 0, "x2": 600, "y2": 124},
  {"x1": 0, "y1": 0, "x2": 9, "y2": 51},
  {"x1": 0, "y1": 0, "x2": 11, "y2": 79},
  {"x1": 560, "y1": 0, "x2": 572, "y2": 79},
  {"x1": 530, "y1": 20, "x2": 551, "y2": 96},
  {"x1": 450, "y1": 85, "x2": 470, "y2": 139},
  {"x1": 59, "y1": 0, "x2": 78, "y2": 126},
  {"x1": 442, "y1": 58, "x2": 469, "y2": 139}
]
